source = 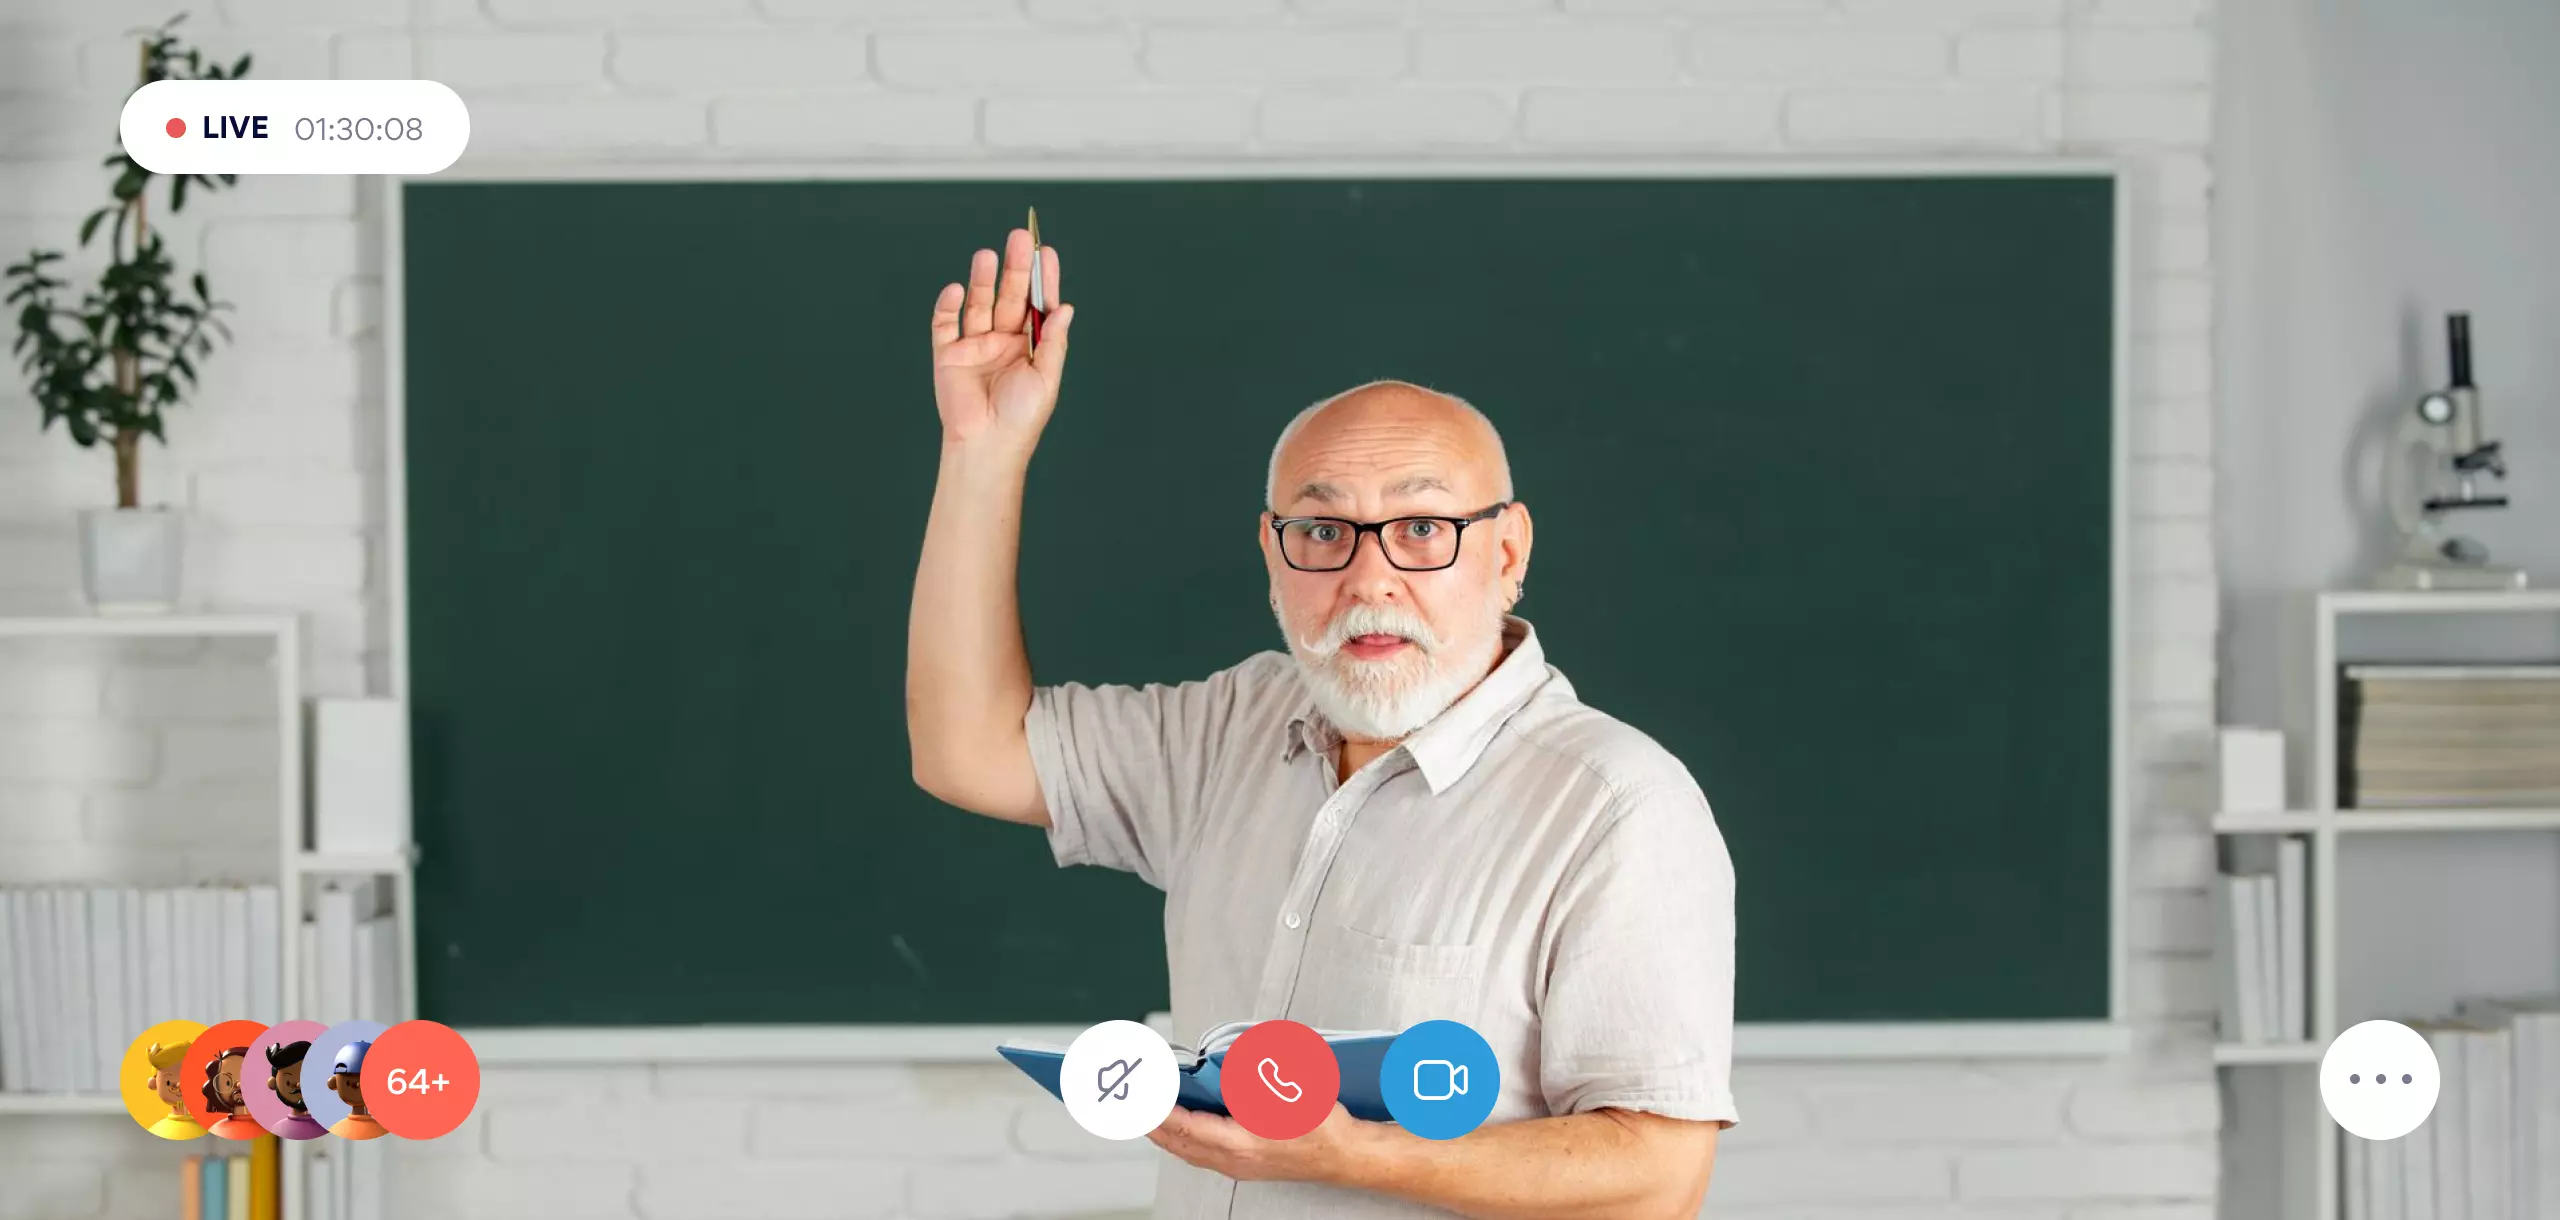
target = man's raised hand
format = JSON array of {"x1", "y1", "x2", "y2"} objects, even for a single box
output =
[{"x1": 930, "y1": 227, "x2": 1071, "y2": 449}]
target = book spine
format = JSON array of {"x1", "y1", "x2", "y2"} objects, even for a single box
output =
[
  {"x1": 2232, "y1": 877, "x2": 2267, "y2": 1042},
  {"x1": 120, "y1": 889, "x2": 144, "y2": 1063},
  {"x1": 2408, "y1": 1111, "x2": 2439, "y2": 1220},
  {"x1": 2471, "y1": 1028, "x2": 2510, "y2": 1220},
  {"x1": 59, "y1": 887, "x2": 95, "y2": 1091},
  {"x1": 2348, "y1": 1135, "x2": 2370, "y2": 1220},
  {"x1": 183, "y1": 1154, "x2": 204, "y2": 1220},
  {"x1": 144, "y1": 891, "x2": 174, "y2": 1035},
  {"x1": 201, "y1": 1153, "x2": 227, "y2": 1217},
  {"x1": 2375, "y1": 1129, "x2": 2407, "y2": 1220},
  {"x1": 2216, "y1": 877, "x2": 2249, "y2": 1041},
  {"x1": 2430, "y1": 1027, "x2": 2468, "y2": 1220},
  {"x1": 297, "y1": 920, "x2": 318, "y2": 1022},
  {"x1": 2277, "y1": 839, "x2": 2307, "y2": 1041},
  {"x1": 250, "y1": 1133, "x2": 279, "y2": 1220},
  {"x1": 192, "y1": 888, "x2": 220, "y2": 1022},
  {"x1": 0, "y1": 888, "x2": 21, "y2": 1092},
  {"x1": 89, "y1": 888, "x2": 124, "y2": 1095},
  {"x1": 248, "y1": 887, "x2": 280, "y2": 1027},
  {"x1": 317, "y1": 885, "x2": 354, "y2": 1025},
  {"x1": 2252, "y1": 876, "x2": 2281, "y2": 1045},
  {"x1": 227, "y1": 1152, "x2": 249, "y2": 1220},
  {"x1": 220, "y1": 889, "x2": 249, "y2": 1025},
  {"x1": 2537, "y1": 1015, "x2": 2560, "y2": 1219},
  {"x1": 2513, "y1": 1016, "x2": 2540, "y2": 1217}
]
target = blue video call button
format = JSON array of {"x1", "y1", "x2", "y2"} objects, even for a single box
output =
[{"x1": 1380, "y1": 1020, "x2": 1500, "y2": 1140}]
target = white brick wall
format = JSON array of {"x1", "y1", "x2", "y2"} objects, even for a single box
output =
[{"x1": 0, "y1": 0, "x2": 2221, "y2": 1215}]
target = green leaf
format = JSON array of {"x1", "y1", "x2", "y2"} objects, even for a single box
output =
[
  {"x1": 79, "y1": 207, "x2": 113, "y2": 245},
  {"x1": 232, "y1": 53, "x2": 251, "y2": 78},
  {"x1": 193, "y1": 272, "x2": 208, "y2": 300},
  {"x1": 169, "y1": 173, "x2": 189, "y2": 212},
  {"x1": 113, "y1": 165, "x2": 148, "y2": 202}
]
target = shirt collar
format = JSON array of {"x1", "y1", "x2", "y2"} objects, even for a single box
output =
[{"x1": 1284, "y1": 615, "x2": 1551, "y2": 796}]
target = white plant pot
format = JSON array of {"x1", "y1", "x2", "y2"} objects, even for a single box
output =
[{"x1": 80, "y1": 506, "x2": 184, "y2": 614}]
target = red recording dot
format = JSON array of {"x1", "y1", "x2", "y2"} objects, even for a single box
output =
[{"x1": 165, "y1": 118, "x2": 185, "y2": 138}]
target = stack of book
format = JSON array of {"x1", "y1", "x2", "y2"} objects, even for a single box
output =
[
  {"x1": 182, "y1": 1138, "x2": 278, "y2": 1220},
  {"x1": 2346, "y1": 998, "x2": 2560, "y2": 1220},
  {"x1": 2343, "y1": 666, "x2": 2560, "y2": 808},
  {"x1": 2214, "y1": 840, "x2": 2309, "y2": 1044},
  {"x1": 0, "y1": 886, "x2": 279, "y2": 1094}
]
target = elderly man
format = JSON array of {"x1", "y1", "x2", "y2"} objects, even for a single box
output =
[{"x1": 907, "y1": 229, "x2": 1737, "y2": 1220}]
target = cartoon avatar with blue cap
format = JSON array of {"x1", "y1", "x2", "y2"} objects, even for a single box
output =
[{"x1": 325, "y1": 1040, "x2": 386, "y2": 1140}]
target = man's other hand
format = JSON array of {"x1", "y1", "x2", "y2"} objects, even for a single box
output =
[{"x1": 1147, "y1": 1102, "x2": 1376, "y2": 1185}]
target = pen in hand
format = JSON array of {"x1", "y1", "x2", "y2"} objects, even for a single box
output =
[{"x1": 1027, "y1": 206, "x2": 1046, "y2": 355}]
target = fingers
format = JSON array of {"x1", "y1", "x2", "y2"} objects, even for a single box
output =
[
  {"x1": 960, "y1": 247, "x2": 998, "y2": 336},
  {"x1": 1032, "y1": 303, "x2": 1072, "y2": 385},
  {"x1": 928, "y1": 282, "x2": 963, "y2": 352},
  {"x1": 991, "y1": 228, "x2": 1033, "y2": 335}
]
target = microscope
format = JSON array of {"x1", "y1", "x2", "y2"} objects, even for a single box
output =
[{"x1": 2375, "y1": 312, "x2": 2527, "y2": 591}]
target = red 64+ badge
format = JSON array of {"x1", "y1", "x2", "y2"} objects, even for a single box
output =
[{"x1": 361, "y1": 1020, "x2": 481, "y2": 1139}]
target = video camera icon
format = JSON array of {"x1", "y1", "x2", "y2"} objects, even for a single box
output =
[
  {"x1": 1412, "y1": 1059, "x2": 1468, "y2": 1102},
  {"x1": 1382, "y1": 1021, "x2": 1498, "y2": 1140}
]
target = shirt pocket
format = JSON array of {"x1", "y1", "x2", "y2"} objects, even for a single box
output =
[{"x1": 1298, "y1": 923, "x2": 1492, "y2": 1032}]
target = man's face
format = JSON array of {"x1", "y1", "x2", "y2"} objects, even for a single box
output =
[
  {"x1": 1261, "y1": 390, "x2": 1530, "y2": 740},
  {"x1": 330, "y1": 1070, "x2": 364, "y2": 1112},
  {"x1": 272, "y1": 1061, "x2": 304, "y2": 1111},
  {"x1": 152, "y1": 1068, "x2": 182, "y2": 1108},
  {"x1": 213, "y1": 1054, "x2": 243, "y2": 1110}
]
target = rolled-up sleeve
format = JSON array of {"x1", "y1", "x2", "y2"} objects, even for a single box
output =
[
  {"x1": 1538, "y1": 782, "x2": 1739, "y2": 1125},
  {"x1": 1023, "y1": 664, "x2": 1247, "y2": 892}
]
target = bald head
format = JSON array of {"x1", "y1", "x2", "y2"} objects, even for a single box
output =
[{"x1": 1265, "y1": 380, "x2": 1513, "y2": 511}]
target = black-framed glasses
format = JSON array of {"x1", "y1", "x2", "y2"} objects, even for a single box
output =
[{"x1": 1269, "y1": 501, "x2": 1511, "y2": 572}]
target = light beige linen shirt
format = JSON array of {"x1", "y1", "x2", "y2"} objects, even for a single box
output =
[{"x1": 1024, "y1": 615, "x2": 1738, "y2": 1219}]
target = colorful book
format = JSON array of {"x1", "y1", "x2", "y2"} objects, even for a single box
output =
[
  {"x1": 226, "y1": 1152, "x2": 249, "y2": 1220},
  {"x1": 182, "y1": 1154, "x2": 203, "y2": 1220},
  {"x1": 250, "y1": 1135, "x2": 279, "y2": 1220},
  {"x1": 200, "y1": 1154, "x2": 227, "y2": 1219}
]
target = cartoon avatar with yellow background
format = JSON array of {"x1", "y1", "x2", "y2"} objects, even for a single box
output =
[
  {"x1": 145, "y1": 1040, "x2": 202, "y2": 1138},
  {"x1": 119, "y1": 1020, "x2": 209, "y2": 1141}
]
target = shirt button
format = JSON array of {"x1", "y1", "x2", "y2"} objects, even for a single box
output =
[{"x1": 1284, "y1": 912, "x2": 1302, "y2": 929}]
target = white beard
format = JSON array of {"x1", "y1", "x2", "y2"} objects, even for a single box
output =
[{"x1": 1279, "y1": 599, "x2": 1505, "y2": 741}]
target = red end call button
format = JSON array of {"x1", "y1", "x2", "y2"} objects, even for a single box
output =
[{"x1": 1219, "y1": 1020, "x2": 1341, "y2": 1140}]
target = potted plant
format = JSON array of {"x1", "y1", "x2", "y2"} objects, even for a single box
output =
[{"x1": 4, "y1": 14, "x2": 248, "y2": 613}]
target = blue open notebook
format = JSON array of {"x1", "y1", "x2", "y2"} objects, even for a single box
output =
[{"x1": 1000, "y1": 1021, "x2": 1400, "y2": 1122}]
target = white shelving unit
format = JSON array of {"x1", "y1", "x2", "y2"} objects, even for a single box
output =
[
  {"x1": 2215, "y1": 589, "x2": 2560, "y2": 1220},
  {"x1": 0, "y1": 613, "x2": 418, "y2": 1220}
]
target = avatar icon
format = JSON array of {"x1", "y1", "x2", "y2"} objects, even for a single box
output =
[
  {"x1": 202, "y1": 1046, "x2": 264, "y2": 1139},
  {"x1": 325, "y1": 1040, "x2": 385, "y2": 1140},
  {"x1": 263, "y1": 1040, "x2": 328, "y2": 1139},
  {"x1": 143, "y1": 1040, "x2": 204, "y2": 1139}
]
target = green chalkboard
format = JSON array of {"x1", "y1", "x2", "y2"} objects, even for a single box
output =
[{"x1": 400, "y1": 174, "x2": 2116, "y2": 1028}]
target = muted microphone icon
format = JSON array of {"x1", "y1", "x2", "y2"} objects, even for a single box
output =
[
  {"x1": 1096, "y1": 1057, "x2": 1140, "y2": 1102},
  {"x1": 1413, "y1": 1059, "x2": 1467, "y2": 1101}
]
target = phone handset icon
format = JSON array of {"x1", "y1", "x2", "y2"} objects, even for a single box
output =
[{"x1": 1256, "y1": 1057, "x2": 1303, "y2": 1103}]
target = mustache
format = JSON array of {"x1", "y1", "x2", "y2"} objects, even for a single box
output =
[{"x1": 1300, "y1": 602, "x2": 1442, "y2": 657}]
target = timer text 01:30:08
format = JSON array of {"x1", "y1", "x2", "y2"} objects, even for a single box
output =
[{"x1": 294, "y1": 117, "x2": 424, "y2": 141}]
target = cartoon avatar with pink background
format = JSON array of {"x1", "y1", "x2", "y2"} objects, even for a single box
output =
[{"x1": 243, "y1": 1020, "x2": 331, "y2": 1139}]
